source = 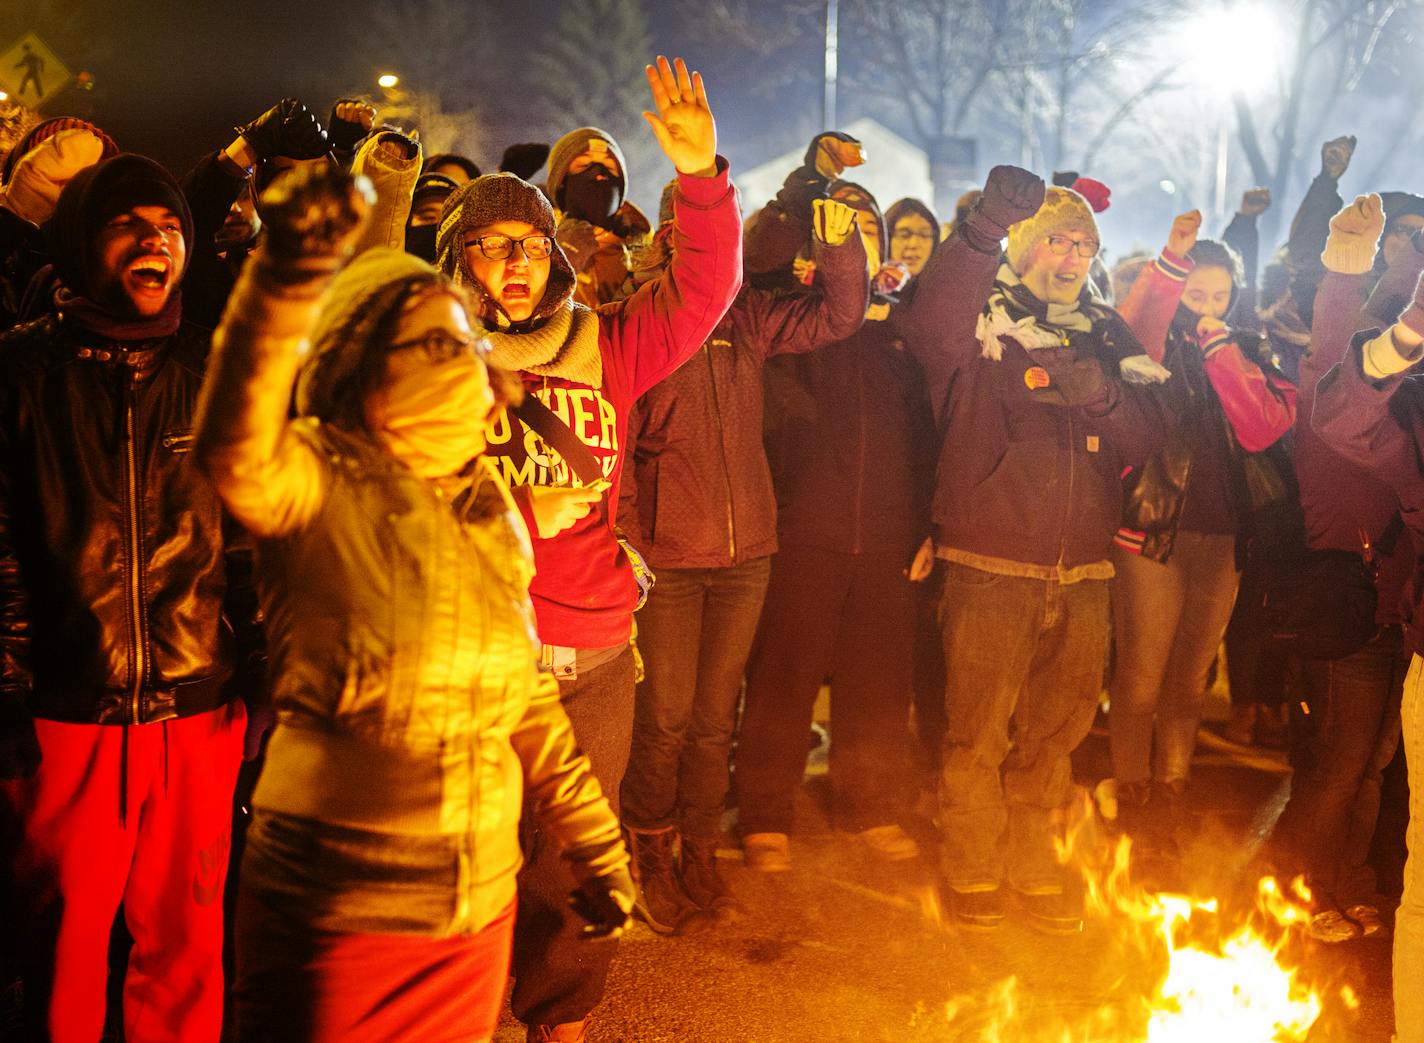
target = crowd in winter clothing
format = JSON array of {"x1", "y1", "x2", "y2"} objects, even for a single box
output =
[{"x1": 0, "y1": 50, "x2": 1423, "y2": 1043}]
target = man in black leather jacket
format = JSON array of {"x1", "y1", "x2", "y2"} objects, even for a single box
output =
[{"x1": 0, "y1": 153, "x2": 255, "y2": 1043}]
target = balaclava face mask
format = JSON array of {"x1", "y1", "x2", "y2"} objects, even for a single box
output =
[
  {"x1": 561, "y1": 163, "x2": 623, "y2": 228},
  {"x1": 369, "y1": 354, "x2": 494, "y2": 478}
]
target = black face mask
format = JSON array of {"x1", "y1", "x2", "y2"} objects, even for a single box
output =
[
  {"x1": 561, "y1": 164, "x2": 623, "y2": 226},
  {"x1": 405, "y1": 222, "x2": 439, "y2": 264}
]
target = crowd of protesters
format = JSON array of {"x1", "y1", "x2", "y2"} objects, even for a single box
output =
[{"x1": 0, "y1": 48, "x2": 1422, "y2": 1043}]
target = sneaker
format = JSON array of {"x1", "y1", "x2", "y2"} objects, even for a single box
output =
[
  {"x1": 1014, "y1": 887, "x2": 1084, "y2": 936},
  {"x1": 1345, "y1": 903, "x2": 1389, "y2": 938},
  {"x1": 857, "y1": 824, "x2": 920, "y2": 862},
  {"x1": 743, "y1": 832, "x2": 792, "y2": 872},
  {"x1": 528, "y1": 1019, "x2": 588, "y2": 1043},
  {"x1": 1307, "y1": 908, "x2": 1361, "y2": 943},
  {"x1": 944, "y1": 884, "x2": 1005, "y2": 931}
]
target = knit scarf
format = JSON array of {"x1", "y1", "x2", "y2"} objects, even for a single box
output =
[
  {"x1": 54, "y1": 284, "x2": 182, "y2": 341},
  {"x1": 975, "y1": 263, "x2": 1093, "y2": 361},
  {"x1": 484, "y1": 298, "x2": 603, "y2": 388}
]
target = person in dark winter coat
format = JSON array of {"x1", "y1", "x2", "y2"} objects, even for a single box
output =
[
  {"x1": 1310, "y1": 262, "x2": 1424, "y2": 1043},
  {"x1": 0, "y1": 153, "x2": 257, "y2": 1042},
  {"x1": 1271, "y1": 193, "x2": 1420, "y2": 943},
  {"x1": 1108, "y1": 211, "x2": 1295, "y2": 843},
  {"x1": 733, "y1": 157, "x2": 934, "y2": 873},
  {"x1": 618, "y1": 193, "x2": 867, "y2": 932},
  {"x1": 435, "y1": 57, "x2": 742, "y2": 1043},
  {"x1": 895, "y1": 169, "x2": 1170, "y2": 936}
]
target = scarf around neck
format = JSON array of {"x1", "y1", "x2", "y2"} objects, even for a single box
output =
[
  {"x1": 976, "y1": 263, "x2": 1094, "y2": 361},
  {"x1": 484, "y1": 298, "x2": 604, "y2": 388},
  {"x1": 54, "y1": 284, "x2": 182, "y2": 341}
]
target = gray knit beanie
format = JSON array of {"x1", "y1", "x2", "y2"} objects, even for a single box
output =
[
  {"x1": 434, "y1": 171, "x2": 576, "y2": 325},
  {"x1": 546, "y1": 127, "x2": 629, "y2": 206}
]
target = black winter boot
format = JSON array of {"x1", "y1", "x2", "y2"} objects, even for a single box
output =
[
  {"x1": 625, "y1": 825, "x2": 710, "y2": 936},
  {"x1": 679, "y1": 834, "x2": 743, "y2": 922}
]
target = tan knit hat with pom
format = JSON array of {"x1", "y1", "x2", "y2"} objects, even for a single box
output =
[{"x1": 1006, "y1": 187, "x2": 1098, "y2": 274}]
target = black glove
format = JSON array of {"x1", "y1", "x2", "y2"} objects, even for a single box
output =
[
  {"x1": 257, "y1": 163, "x2": 374, "y2": 263},
  {"x1": 978, "y1": 165, "x2": 1046, "y2": 234},
  {"x1": 237, "y1": 98, "x2": 330, "y2": 163},
  {"x1": 568, "y1": 866, "x2": 635, "y2": 941},
  {"x1": 500, "y1": 142, "x2": 551, "y2": 181},
  {"x1": 326, "y1": 99, "x2": 374, "y2": 154},
  {"x1": 1033, "y1": 354, "x2": 1110, "y2": 410},
  {"x1": 802, "y1": 131, "x2": 863, "y2": 176},
  {"x1": 0, "y1": 701, "x2": 40, "y2": 780}
]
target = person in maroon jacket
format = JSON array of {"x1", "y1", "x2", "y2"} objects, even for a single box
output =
[
  {"x1": 617, "y1": 195, "x2": 867, "y2": 933},
  {"x1": 1310, "y1": 263, "x2": 1424, "y2": 1043},
  {"x1": 895, "y1": 169, "x2": 1170, "y2": 936},
  {"x1": 1272, "y1": 194, "x2": 1421, "y2": 943},
  {"x1": 434, "y1": 56, "x2": 741, "y2": 1043},
  {"x1": 733, "y1": 166, "x2": 935, "y2": 875}
]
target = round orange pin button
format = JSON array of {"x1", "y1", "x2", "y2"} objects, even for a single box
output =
[{"x1": 1025, "y1": 366, "x2": 1051, "y2": 390}]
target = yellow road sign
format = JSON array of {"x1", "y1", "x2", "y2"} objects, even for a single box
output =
[{"x1": 0, "y1": 33, "x2": 73, "y2": 108}]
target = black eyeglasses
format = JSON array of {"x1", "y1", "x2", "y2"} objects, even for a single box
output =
[
  {"x1": 465, "y1": 234, "x2": 555, "y2": 261},
  {"x1": 387, "y1": 329, "x2": 491, "y2": 364},
  {"x1": 1045, "y1": 235, "x2": 1101, "y2": 258}
]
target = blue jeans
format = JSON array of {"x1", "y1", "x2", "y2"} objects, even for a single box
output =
[
  {"x1": 937, "y1": 563, "x2": 1110, "y2": 892},
  {"x1": 1272, "y1": 628, "x2": 1405, "y2": 904},
  {"x1": 620, "y1": 558, "x2": 771, "y2": 838},
  {"x1": 1109, "y1": 533, "x2": 1241, "y2": 787}
]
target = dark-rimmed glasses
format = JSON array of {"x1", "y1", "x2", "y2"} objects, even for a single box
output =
[
  {"x1": 1045, "y1": 235, "x2": 1100, "y2": 258},
  {"x1": 465, "y1": 234, "x2": 555, "y2": 261}
]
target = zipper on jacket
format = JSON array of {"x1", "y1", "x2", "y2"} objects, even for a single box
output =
[
  {"x1": 704, "y1": 346, "x2": 738, "y2": 563},
  {"x1": 1057, "y1": 386, "x2": 1076, "y2": 570},
  {"x1": 122, "y1": 372, "x2": 147, "y2": 725}
]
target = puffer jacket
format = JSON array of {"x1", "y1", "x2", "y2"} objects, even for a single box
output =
[{"x1": 0, "y1": 316, "x2": 243, "y2": 725}]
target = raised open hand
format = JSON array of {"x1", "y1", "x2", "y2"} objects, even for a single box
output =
[
  {"x1": 257, "y1": 163, "x2": 374, "y2": 262},
  {"x1": 643, "y1": 56, "x2": 717, "y2": 178}
]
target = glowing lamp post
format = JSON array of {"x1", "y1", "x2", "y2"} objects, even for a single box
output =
[
  {"x1": 1164, "y1": 3, "x2": 1284, "y2": 225},
  {"x1": 377, "y1": 74, "x2": 399, "y2": 90}
]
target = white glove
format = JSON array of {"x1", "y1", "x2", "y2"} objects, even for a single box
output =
[{"x1": 1119, "y1": 354, "x2": 1172, "y2": 385}]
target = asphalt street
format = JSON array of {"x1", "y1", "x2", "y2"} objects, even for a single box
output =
[{"x1": 495, "y1": 713, "x2": 1399, "y2": 1043}]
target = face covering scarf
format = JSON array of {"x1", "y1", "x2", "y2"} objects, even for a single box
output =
[{"x1": 374, "y1": 355, "x2": 493, "y2": 479}]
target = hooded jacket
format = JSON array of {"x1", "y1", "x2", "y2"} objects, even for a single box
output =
[
  {"x1": 196, "y1": 245, "x2": 626, "y2": 934},
  {"x1": 894, "y1": 203, "x2": 1170, "y2": 579},
  {"x1": 438, "y1": 165, "x2": 744, "y2": 649},
  {"x1": 0, "y1": 154, "x2": 249, "y2": 727},
  {"x1": 1114, "y1": 248, "x2": 1297, "y2": 563},
  {"x1": 621, "y1": 222, "x2": 868, "y2": 569}
]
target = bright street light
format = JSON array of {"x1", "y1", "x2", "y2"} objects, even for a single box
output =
[
  {"x1": 1171, "y1": 2, "x2": 1283, "y2": 97},
  {"x1": 377, "y1": 74, "x2": 399, "y2": 89}
]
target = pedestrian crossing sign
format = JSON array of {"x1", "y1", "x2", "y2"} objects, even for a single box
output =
[{"x1": 0, "y1": 33, "x2": 73, "y2": 109}]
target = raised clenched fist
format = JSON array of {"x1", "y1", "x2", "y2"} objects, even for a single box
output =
[
  {"x1": 806, "y1": 132, "x2": 866, "y2": 179},
  {"x1": 812, "y1": 198, "x2": 858, "y2": 246},
  {"x1": 1322, "y1": 193, "x2": 1385, "y2": 275},
  {"x1": 1320, "y1": 135, "x2": 1357, "y2": 180},
  {"x1": 979, "y1": 165, "x2": 1046, "y2": 232},
  {"x1": 1167, "y1": 210, "x2": 1202, "y2": 258},
  {"x1": 257, "y1": 164, "x2": 374, "y2": 262},
  {"x1": 1239, "y1": 188, "x2": 1271, "y2": 217},
  {"x1": 238, "y1": 98, "x2": 330, "y2": 162}
]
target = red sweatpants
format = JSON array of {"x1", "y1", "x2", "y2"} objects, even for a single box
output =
[{"x1": 1, "y1": 702, "x2": 245, "y2": 1043}]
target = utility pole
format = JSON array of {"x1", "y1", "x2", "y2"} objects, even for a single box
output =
[{"x1": 823, "y1": 0, "x2": 839, "y2": 129}]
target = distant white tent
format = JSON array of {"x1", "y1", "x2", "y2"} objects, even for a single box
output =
[{"x1": 734, "y1": 117, "x2": 938, "y2": 218}]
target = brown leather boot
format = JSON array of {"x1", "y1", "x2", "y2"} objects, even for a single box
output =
[
  {"x1": 679, "y1": 834, "x2": 743, "y2": 922},
  {"x1": 625, "y1": 825, "x2": 710, "y2": 935}
]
